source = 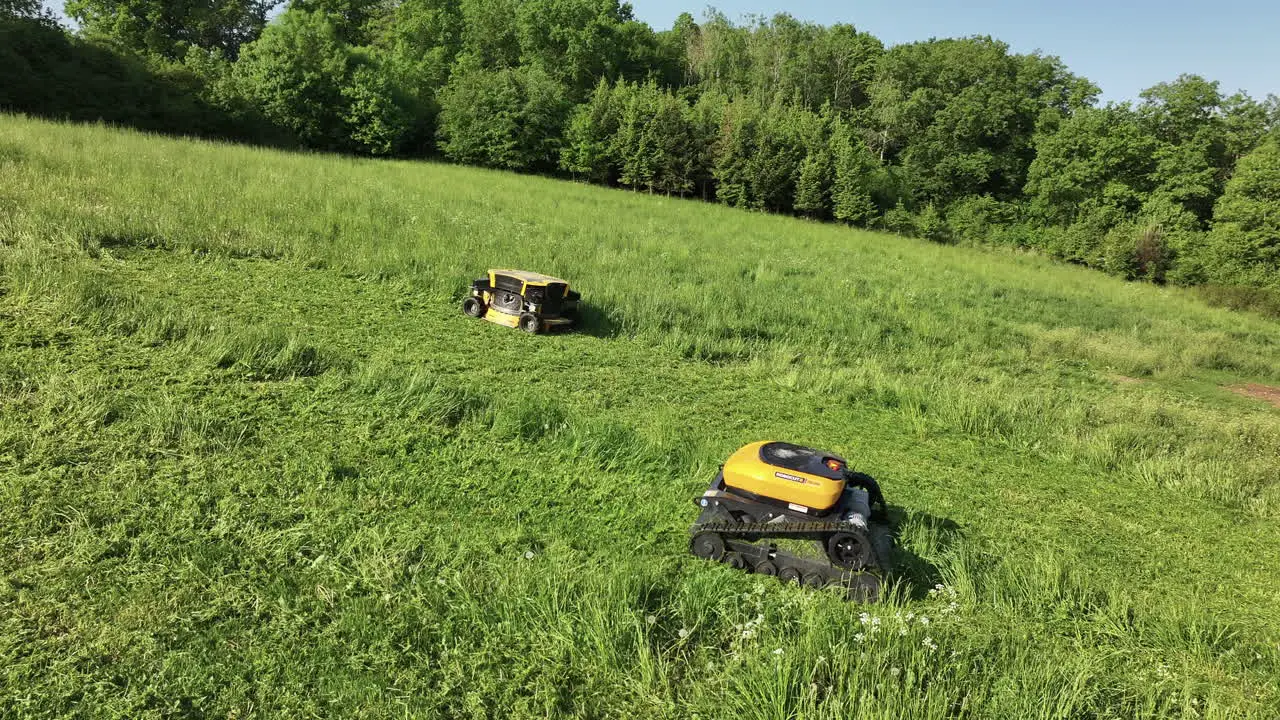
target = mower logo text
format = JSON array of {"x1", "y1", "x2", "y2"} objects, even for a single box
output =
[{"x1": 775, "y1": 471, "x2": 805, "y2": 483}]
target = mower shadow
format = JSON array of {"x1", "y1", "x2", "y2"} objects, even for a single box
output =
[
  {"x1": 884, "y1": 505, "x2": 963, "y2": 602},
  {"x1": 572, "y1": 302, "x2": 626, "y2": 338}
]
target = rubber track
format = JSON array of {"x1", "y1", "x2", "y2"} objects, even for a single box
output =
[
  {"x1": 689, "y1": 522, "x2": 888, "y2": 602},
  {"x1": 691, "y1": 520, "x2": 868, "y2": 540}
]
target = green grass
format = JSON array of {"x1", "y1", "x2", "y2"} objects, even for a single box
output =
[{"x1": 2, "y1": 113, "x2": 1279, "y2": 718}]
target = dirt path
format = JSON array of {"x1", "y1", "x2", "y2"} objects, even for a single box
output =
[{"x1": 1228, "y1": 383, "x2": 1280, "y2": 408}]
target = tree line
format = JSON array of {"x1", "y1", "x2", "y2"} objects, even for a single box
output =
[{"x1": 3, "y1": 0, "x2": 1278, "y2": 296}]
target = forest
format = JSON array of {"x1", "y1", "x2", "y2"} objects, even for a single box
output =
[{"x1": 3, "y1": 0, "x2": 1278, "y2": 296}]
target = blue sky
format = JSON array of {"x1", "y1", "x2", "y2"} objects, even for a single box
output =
[
  {"x1": 41, "y1": 0, "x2": 1279, "y2": 104},
  {"x1": 629, "y1": 0, "x2": 1280, "y2": 103}
]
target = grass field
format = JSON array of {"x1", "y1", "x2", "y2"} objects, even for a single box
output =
[{"x1": 2, "y1": 114, "x2": 1280, "y2": 718}]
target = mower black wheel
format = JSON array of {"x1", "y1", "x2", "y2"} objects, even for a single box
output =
[
  {"x1": 518, "y1": 313, "x2": 541, "y2": 333},
  {"x1": 778, "y1": 567, "x2": 801, "y2": 584},
  {"x1": 826, "y1": 532, "x2": 871, "y2": 569},
  {"x1": 802, "y1": 572, "x2": 827, "y2": 589},
  {"x1": 462, "y1": 297, "x2": 485, "y2": 317},
  {"x1": 753, "y1": 560, "x2": 778, "y2": 576},
  {"x1": 690, "y1": 532, "x2": 725, "y2": 561},
  {"x1": 724, "y1": 552, "x2": 747, "y2": 570}
]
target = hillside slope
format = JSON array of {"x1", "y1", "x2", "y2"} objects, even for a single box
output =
[{"x1": 2, "y1": 115, "x2": 1279, "y2": 718}]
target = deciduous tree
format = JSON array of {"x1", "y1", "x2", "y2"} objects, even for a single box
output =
[
  {"x1": 66, "y1": 0, "x2": 279, "y2": 59},
  {"x1": 1206, "y1": 140, "x2": 1280, "y2": 287}
]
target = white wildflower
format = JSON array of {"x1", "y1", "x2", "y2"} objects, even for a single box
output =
[
  {"x1": 923, "y1": 637, "x2": 937, "y2": 652},
  {"x1": 646, "y1": 614, "x2": 657, "y2": 626},
  {"x1": 889, "y1": 667, "x2": 900, "y2": 677},
  {"x1": 523, "y1": 550, "x2": 535, "y2": 560},
  {"x1": 853, "y1": 632, "x2": 865, "y2": 643},
  {"x1": 772, "y1": 648, "x2": 784, "y2": 656},
  {"x1": 919, "y1": 616, "x2": 930, "y2": 626},
  {"x1": 678, "y1": 628, "x2": 690, "y2": 639}
]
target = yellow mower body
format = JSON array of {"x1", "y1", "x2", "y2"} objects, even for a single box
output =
[
  {"x1": 690, "y1": 441, "x2": 891, "y2": 600},
  {"x1": 463, "y1": 269, "x2": 579, "y2": 333},
  {"x1": 722, "y1": 440, "x2": 847, "y2": 513}
]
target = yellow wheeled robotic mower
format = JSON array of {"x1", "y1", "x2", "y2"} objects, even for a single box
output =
[
  {"x1": 462, "y1": 269, "x2": 579, "y2": 334},
  {"x1": 689, "y1": 441, "x2": 894, "y2": 601}
]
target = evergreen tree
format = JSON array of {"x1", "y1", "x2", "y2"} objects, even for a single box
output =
[
  {"x1": 684, "y1": 89, "x2": 726, "y2": 200},
  {"x1": 792, "y1": 104, "x2": 834, "y2": 218},
  {"x1": 612, "y1": 81, "x2": 656, "y2": 190},
  {"x1": 646, "y1": 90, "x2": 694, "y2": 195},
  {"x1": 829, "y1": 119, "x2": 877, "y2": 225},
  {"x1": 747, "y1": 99, "x2": 806, "y2": 213},
  {"x1": 794, "y1": 150, "x2": 833, "y2": 218},
  {"x1": 916, "y1": 203, "x2": 947, "y2": 242},
  {"x1": 560, "y1": 78, "x2": 622, "y2": 183},
  {"x1": 882, "y1": 200, "x2": 915, "y2": 236},
  {"x1": 713, "y1": 99, "x2": 760, "y2": 208}
]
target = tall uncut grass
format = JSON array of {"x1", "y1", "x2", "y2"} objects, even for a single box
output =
[{"x1": 2, "y1": 115, "x2": 1279, "y2": 718}]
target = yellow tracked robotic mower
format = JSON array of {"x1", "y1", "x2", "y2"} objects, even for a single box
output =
[
  {"x1": 462, "y1": 269, "x2": 579, "y2": 334},
  {"x1": 689, "y1": 441, "x2": 894, "y2": 600}
]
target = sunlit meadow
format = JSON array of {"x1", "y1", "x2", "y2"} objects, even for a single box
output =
[{"x1": 2, "y1": 115, "x2": 1279, "y2": 718}]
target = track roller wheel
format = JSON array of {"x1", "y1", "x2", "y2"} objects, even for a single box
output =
[
  {"x1": 462, "y1": 297, "x2": 485, "y2": 317},
  {"x1": 802, "y1": 573, "x2": 827, "y2": 589},
  {"x1": 826, "y1": 532, "x2": 871, "y2": 569},
  {"x1": 690, "y1": 532, "x2": 725, "y2": 561},
  {"x1": 778, "y1": 567, "x2": 801, "y2": 584},
  {"x1": 753, "y1": 560, "x2": 778, "y2": 577},
  {"x1": 724, "y1": 552, "x2": 747, "y2": 570},
  {"x1": 518, "y1": 313, "x2": 541, "y2": 333}
]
